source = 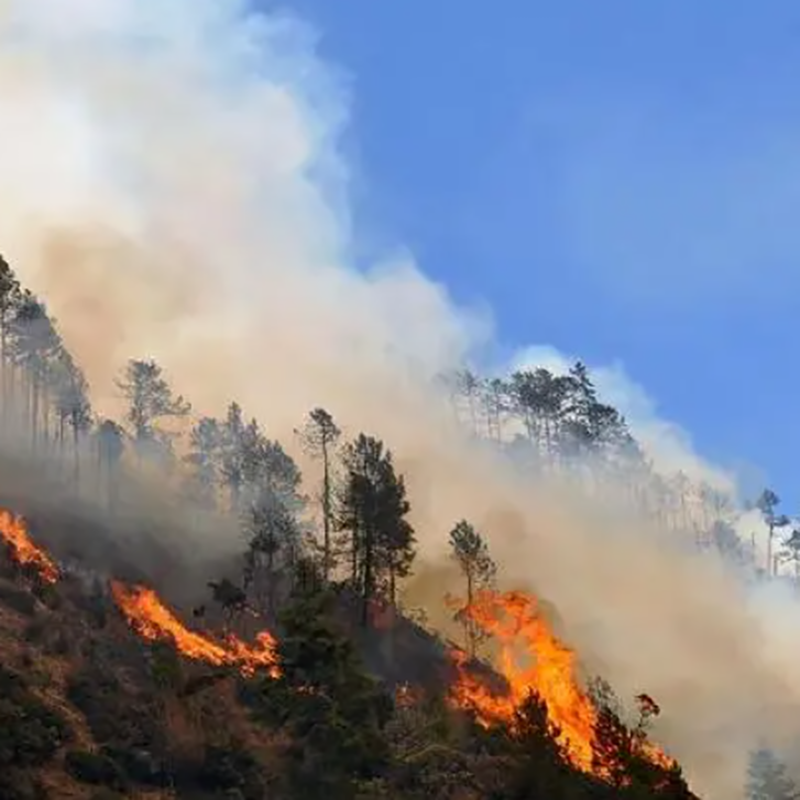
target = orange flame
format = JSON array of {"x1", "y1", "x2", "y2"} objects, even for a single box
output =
[
  {"x1": 0, "y1": 510, "x2": 59, "y2": 584},
  {"x1": 110, "y1": 581, "x2": 279, "y2": 678},
  {"x1": 448, "y1": 590, "x2": 673, "y2": 775}
]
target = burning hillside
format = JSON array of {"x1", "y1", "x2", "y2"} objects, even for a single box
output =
[
  {"x1": 0, "y1": 509, "x2": 59, "y2": 585},
  {"x1": 0, "y1": 502, "x2": 697, "y2": 799},
  {"x1": 447, "y1": 589, "x2": 674, "y2": 776},
  {"x1": 0, "y1": 507, "x2": 279, "y2": 676},
  {"x1": 110, "y1": 581, "x2": 279, "y2": 678}
]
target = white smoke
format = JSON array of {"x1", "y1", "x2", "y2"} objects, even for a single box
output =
[{"x1": 0, "y1": 1, "x2": 795, "y2": 796}]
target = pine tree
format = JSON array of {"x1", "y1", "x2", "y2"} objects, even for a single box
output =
[
  {"x1": 95, "y1": 419, "x2": 125, "y2": 510},
  {"x1": 501, "y1": 690, "x2": 572, "y2": 800},
  {"x1": 184, "y1": 416, "x2": 223, "y2": 508},
  {"x1": 296, "y1": 407, "x2": 341, "y2": 582},
  {"x1": 219, "y1": 402, "x2": 246, "y2": 510},
  {"x1": 448, "y1": 519, "x2": 496, "y2": 657},
  {"x1": 115, "y1": 359, "x2": 190, "y2": 464},
  {"x1": 509, "y1": 368, "x2": 571, "y2": 464},
  {"x1": 11, "y1": 292, "x2": 60, "y2": 450},
  {"x1": 0, "y1": 256, "x2": 20, "y2": 425},
  {"x1": 243, "y1": 492, "x2": 301, "y2": 619},
  {"x1": 756, "y1": 490, "x2": 790, "y2": 576},
  {"x1": 50, "y1": 349, "x2": 92, "y2": 482},
  {"x1": 336, "y1": 434, "x2": 416, "y2": 625}
]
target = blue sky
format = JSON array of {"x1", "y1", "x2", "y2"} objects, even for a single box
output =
[{"x1": 278, "y1": 0, "x2": 800, "y2": 506}]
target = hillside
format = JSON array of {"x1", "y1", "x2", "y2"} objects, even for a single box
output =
[
  {"x1": 0, "y1": 256, "x2": 787, "y2": 799},
  {"x1": 0, "y1": 503, "x2": 703, "y2": 800}
]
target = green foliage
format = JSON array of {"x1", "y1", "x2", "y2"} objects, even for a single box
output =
[
  {"x1": 250, "y1": 587, "x2": 392, "y2": 799},
  {"x1": 337, "y1": 433, "x2": 416, "y2": 622}
]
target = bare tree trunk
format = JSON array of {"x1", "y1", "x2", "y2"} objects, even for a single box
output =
[
  {"x1": 465, "y1": 569, "x2": 475, "y2": 658},
  {"x1": 361, "y1": 527, "x2": 374, "y2": 628},
  {"x1": 321, "y1": 438, "x2": 331, "y2": 582}
]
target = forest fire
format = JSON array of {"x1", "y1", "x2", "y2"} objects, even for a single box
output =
[
  {"x1": 0, "y1": 502, "x2": 672, "y2": 784},
  {"x1": 448, "y1": 590, "x2": 673, "y2": 776},
  {"x1": 0, "y1": 502, "x2": 279, "y2": 679},
  {"x1": 0, "y1": 509, "x2": 59, "y2": 584},
  {"x1": 109, "y1": 581, "x2": 280, "y2": 678}
]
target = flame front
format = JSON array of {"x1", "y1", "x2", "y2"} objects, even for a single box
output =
[
  {"x1": 0, "y1": 510, "x2": 59, "y2": 584},
  {"x1": 448, "y1": 590, "x2": 672, "y2": 776},
  {"x1": 449, "y1": 590, "x2": 597, "y2": 769},
  {"x1": 110, "y1": 581, "x2": 279, "y2": 678}
]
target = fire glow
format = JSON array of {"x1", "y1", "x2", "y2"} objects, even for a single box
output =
[
  {"x1": 110, "y1": 581, "x2": 279, "y2": 678},
  {"x1": 447, "y1": 589, "x2": 673, "y2": 775},
  {"x1": 0, "y1": 509, "x2": 59, "y2": 584},
  {"x1": 0, "y1": 507, "x2": 278, "y2": 678}
]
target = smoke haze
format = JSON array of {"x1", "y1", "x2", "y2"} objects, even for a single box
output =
[{"x1": 0, "y1": 1, "x2": 796, "y2": 796}]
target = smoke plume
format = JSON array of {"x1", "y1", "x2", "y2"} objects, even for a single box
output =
[{"x1": 0, "y1": 1, "x2": 795, "y2": 796}]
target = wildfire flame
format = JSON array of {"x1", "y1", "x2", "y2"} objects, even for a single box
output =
[
  {"x1": 110, "y1": 581, "x2": 280, "y2": 678},
  {"x1": 0, "y1": 505, "x2": 673, "y2": 781},
  {"x1": 448, "y1": 590, "x2": 673, "y2": 775},
  {"x1": 0, "y1": 510, "x2": 59, "y2": 584}
]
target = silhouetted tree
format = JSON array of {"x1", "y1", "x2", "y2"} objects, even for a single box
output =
[
  {"x1": 95, "y1": 419, "x2": 125, "y2": 510},
  {"x1": 116, "y1": 359, "x2": 190, "y2": 464},
  {"x1": 500, "y1": 690, "x2": 572, "y2": 800},
  {"x1": 50, "y1": 349, "x2": 92, "y2": 482},
  {"x1": 11, "y1": 292, "x2": 60, "y2": 449},
  {"x1": 243, "y1": 493, "x2": 301, "y2": 619},
  {"x1": 0, "y1": 256, "x2": 20, "y2": 422},
  {"x1": 296, "y1": 407, "x2": 341, "y2": 582},
  {"x1": 184, "y1": 416, "x2": 223, "y2": 508},
  {"x1": 336, "y1": 434, "x2": 416, "y2": 625},
  {"x1": 219, "y1": 402, "x2": 246, "y2": 510},
  {"x1": 756, "y1": 490, "x2": 790, "y2": 576},
  {"x1": 207, "y1": 578, "x2": 248, "y2": 627}
]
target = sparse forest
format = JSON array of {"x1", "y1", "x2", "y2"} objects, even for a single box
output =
[{"x1": 0, "y1": 252, "x2": 794, "y2": 799}]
